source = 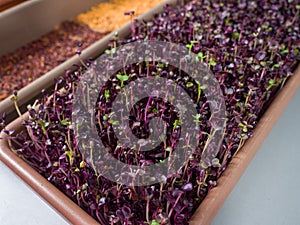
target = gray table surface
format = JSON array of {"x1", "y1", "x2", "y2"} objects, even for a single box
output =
[{"x1": 0, "y1": 89, "x2": 299, "y2": 225}]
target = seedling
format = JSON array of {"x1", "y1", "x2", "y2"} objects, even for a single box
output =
[{"x1": 116, "y1": 73, "x2": 129, "y2": 88}]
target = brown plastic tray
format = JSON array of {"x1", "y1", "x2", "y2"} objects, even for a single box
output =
[
  {"x1": 0, "y1": 0, "x2": 177, "y2": 123},
  {"x1": 0, "y1": 69, "x2": 299, "y2": 225},
  {"x1": 0, "y1": 0, "x2": 300, "y2": 224},
  {"x1": 0, "y1": 0, "x2": 27, "y2": 12}
]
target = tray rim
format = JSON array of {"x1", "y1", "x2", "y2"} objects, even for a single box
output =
[{"x1": 0, "y1": 0, "x2": 27, "y2": 12}]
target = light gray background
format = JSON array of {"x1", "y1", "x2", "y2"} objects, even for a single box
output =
[
  {"x1": 0, "y1": 88, "x2": 299, "y2": 225},
  {"x1": 213, "y1": 88, "x2": 300, "y2": 225}
]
